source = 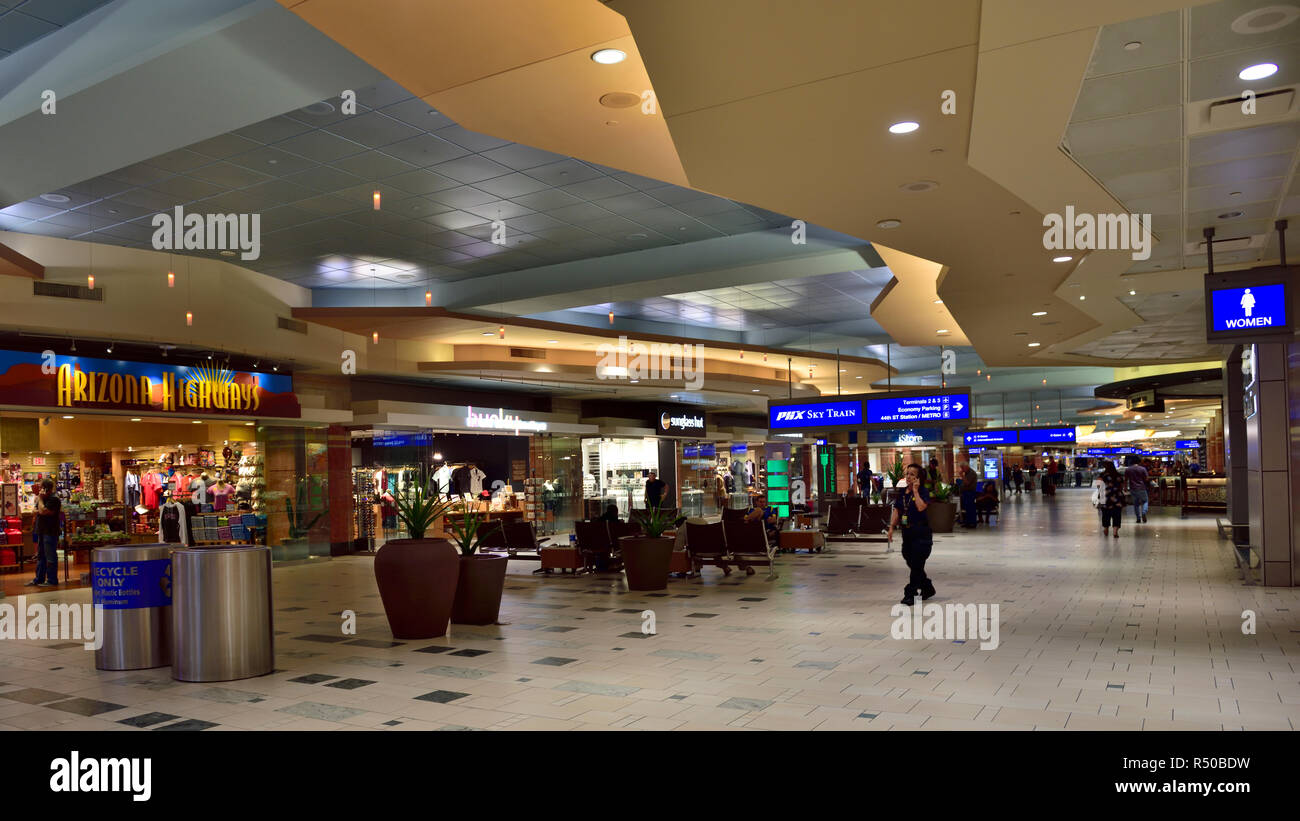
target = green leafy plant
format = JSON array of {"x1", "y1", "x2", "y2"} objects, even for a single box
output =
[
  {"x1": 285, "y1": 477, "x2": 325, "y2": 539},
  {"x1": 445, "y1": 507, "x2": 501, "y2": 556},
  {"x1": 870, "y1": 491, "x2": 882, "y2": 504},
  {"x1": 395, "y1": 485, "x2": 457, "y2": 540},
  {"x1": 930, "y1": 480, "x2": 953, "y2": 502},
  {"x1": 633, "y1": 504, "x2": 675, "y2": 539},
  {"x1": 885, "y1": 457, "x2": 905, "y2": 487}
]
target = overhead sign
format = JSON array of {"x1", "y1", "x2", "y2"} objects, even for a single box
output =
[
  {"x1": 1125, "y1": 389, "x2": 1159, "y2": 412},
  {"x1": 1017, "y1": 427, "x2": 1076, "y2": 444},
  {"x1": 465, "y1": 406, "x2": 548, "y2": 434},
  {"x1": 0, "y1": 350, "x2": 299, "y2": 418},
  {"x1": 768, "y1": 399, "x2": 862, "y2": 429},
  {"x1": 867, "y1": 427, "x2": 944, "y2": 445},
  {"x1": 1175, "y1": 439, "x2": 1202, "y2": 450},
  {"x1": 866, "y1": 392, "x2": 968, "y2": 424},
  {"x1": 1205, "y1": 265, "x2": 1293, "y2": 343},
  {"x1": 964, "y1": 429, "x2": 1016, "y2": 446},
  {"x1": 656, "y1": 405, "x2": 706, "y2": 435}
]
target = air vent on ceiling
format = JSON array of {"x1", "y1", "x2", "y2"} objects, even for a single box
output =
[
  {"x1": 1194, "y1": 88, "x2": 1296, "y2": 133},
  {"x1": 33, "y1": 281, "x2": 102, "y2": 302},
  {"x1": 277, "y1": 316, "x2": 308, "y2": 335},
  {"x1": 510, "y1": 347, "x2": 547, "y2": 360}
]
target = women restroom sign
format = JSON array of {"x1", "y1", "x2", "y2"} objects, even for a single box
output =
[{"x1": 1205, "y1": 267, "x2": 1292, "y2": 343}]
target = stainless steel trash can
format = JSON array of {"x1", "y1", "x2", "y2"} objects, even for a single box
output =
[
  {"x1": 171, "y1": 546, "x2": 274, "y2": 682},
  {"x1": 91, "y1": 543, "x2": 173, "y2": 671}
]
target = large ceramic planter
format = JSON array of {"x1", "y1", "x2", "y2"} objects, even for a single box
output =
[
  {"x1": 374, "y1": 538, "x2": 459, "y2": 639},
  {"x1": 451, "y1": 554, "x2": 508, "y2": 625},
  {"x1": 927, "y1": 501, "x2": 956, "y2": 533},
  {"x1": 620, "y1": 536, "x2": 674, "y2": 591}
]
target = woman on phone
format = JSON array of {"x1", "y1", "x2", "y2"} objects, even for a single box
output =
[{"x1": 886, "y1": 463, "x2": 935, "y2": 606}]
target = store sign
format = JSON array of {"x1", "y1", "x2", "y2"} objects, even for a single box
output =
[
  {"x1": 730, "y1": 444, "x2": 748, "y2": 454},
  {"x1": 699, "y1": 443, "x2": 716, "y2": 457},
  {"x1": 1205, "y1": 266, "x2": 1292, "y2": 343},
  {"x1": 867, "y1": 427, "x2": 944, "y2": 445},
  {"x1": 866, "y1": 392, "x2": 969, "y2": 424},
  {"x1": 374, "y1": 433, "x2": 433, "y2": 448},
  {"x1": 964, "y1": 429, "x2": 1016, "y2": 446},
  {"x1": 1175, "y1": 439, "x2": 1202, "y2": 450},
  {"x1": 0, "y1": 350, "x2": 298, "y2": 417},
  {"x1": 465, "y1": 406, "x2": 548, "y2": 434},
  {"x1": 656, "y1": 406, "x2": 705, "y2": 435},
  {"x1": 769, "y1": 399, "x2": 862, "y2": 429},
  {"x1": 1017, "y1": 427, "x2": 1076, "y2": 444}
]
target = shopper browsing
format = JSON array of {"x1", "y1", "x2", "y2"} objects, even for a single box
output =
[
  {"x1": 26, "y1": 479, "x2": 60, "y2": 587},
  {"x1": 886, "y1": 463, "x2": 935, "y2": 606}
]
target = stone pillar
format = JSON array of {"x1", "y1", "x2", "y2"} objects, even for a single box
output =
[
  {"x1": 1245, "y1": 343, "x2": 1295, "y2": 586},
  {"x1": 1224, "y1": 347, "x2": 1249, "y2": 550}
]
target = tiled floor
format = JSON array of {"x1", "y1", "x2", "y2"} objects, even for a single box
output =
[{"x1": 1, "y1": 489, "x2": 1297, "y2": 731}]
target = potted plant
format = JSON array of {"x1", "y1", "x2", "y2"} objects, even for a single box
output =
[
  {"x1": 620, "y1": 505, "x2": 676, "y2": 591},
  {"x1": 446, "y1": 510, "x2": 508, "y2": 626},
  {"x1": 373, "y1": 486, "x2": 461, "y2": 639},
  {"x1": 882, "y1": 457, "x2": 905, "y2": 505},
  {"x1": 926, "y1": 480, "x2": 956, "y2": 533}
]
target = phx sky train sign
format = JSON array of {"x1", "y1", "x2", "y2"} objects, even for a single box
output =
[{"x1": 0, "y1": 350, "x2": 300, "y2": 418}]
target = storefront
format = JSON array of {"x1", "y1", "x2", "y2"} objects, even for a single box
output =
[
  {"x1": 0, "y1": 347, "x2": 345, "y2": 584},
  {"x1": 349, "y1": 400, "x2": 597, "y2": 546},
  {"x1": 579, "y1": 403, "x2": 705, "y2": 519}
]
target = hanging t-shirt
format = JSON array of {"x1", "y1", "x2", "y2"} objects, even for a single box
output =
[
  {"x1": 159, "y1": 501, "x2": 190, "y2": 544},
  {"x1": 468, "y1": 467, "x2": 486, "y2": 496},
  {"x1": 210, "y1": 484, "x2": 235, "y2": 511},
  {"x1": 451, "y1": 465, "x2": 471, "y2": 495},
  {"x1": 433, "y1": 464, "x2": 453, "y2": 498}
]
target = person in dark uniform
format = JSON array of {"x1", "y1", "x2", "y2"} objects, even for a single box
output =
[
  {"x1": 644, "y1": 470, "x2": 666, "y2": 510},
  {"x1": 856, "y1": 461, "x2": 872, "y2": 496},
  {"x1": 886, "y1": 463, "x2": 935, "y2": 606}
]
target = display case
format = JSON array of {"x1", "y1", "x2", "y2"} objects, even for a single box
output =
[{"x1": 1182, "y1": 475, "x2": 1227, "y2": 512}]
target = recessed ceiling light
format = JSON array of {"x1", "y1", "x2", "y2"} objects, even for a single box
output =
[
  {"x1": 245, "y1": 421, "x2": 254, "y2": 426},
  {"x1": 752, "y1": 389, "x2": 760, "y2": 392},
  {"x1": 932, "y1": 298, "x2": 943, "y2": 304},
  {"x1": 1123, "y1": 41, "x2": 1142, "y2": 50},
  {"x1": 900, "y1": 180, "x2": 939, "y2": 193},
  {"x1": 1218, "y1": 210, "x2": 1244, "y2": 219},
  {"x1": 1129, "y1": 289, "x2": 1137, "y2": 296},
  {"x1": 62, "y1": 415, "x2": 74, "y2": 419},
  {"x1": 936, "y1": 329, "x2": 950, "y2": 335},
  {"x1": 1032, "y1": 311, "x2": 1047, "y2": 316},
  {"x1": 876, "y1": 219, "x2": 902, "y2": 229},
  {"x1": 395, "y1": 274, "x2": 415, "y2": 281},
  {"x1": 1079, "y1": 295, "x2": 1086, "y2": 300},
  {"x1": 599, "y1": 92, "x2": 641, "y2": 108},
  {"x1": 1028, "y1": 342, "x2": 1041, "y2": 347},
  {"x1": 39, "y1": 193, "x2": 70, "y2": 203},
  {"x1": 888, "y1": 121, "x2": 920, "y2": 134},
  {"x1": 220, "y1": 250, "x2": 236, "y2": 257},
  {"x1": 1232, "y1": 6, "x2": 1300, "y2": 34},
  {"x1": 627, "y1": 233, "x2": 647, "y2": 240},
  {"x1": 546, "y1": 339, "x2": 559, "y2": 344},
  {"x1": 1229, "y1": 190, "x2": 1242, "y2": 197},
  {"x1": 299, "y1": 101, "x2": 336, "y2": 115},
  {"x1": 1053, "y1": 255, "x2": 1073, "y2": 263},
  {"x1": 591, "y1": 48, "x2": 626, "y2": 64},
  {"x1": 192, "y1": 420, "x2": 202, "y2": 424},
  {"x1": 1238, "y1": 62, "x2": 1279, "y2": 81},
  {"x1": 629, "y1": 379, "x2": 640, "y2": 384},
  {"x1": 130, "y1": 418, "x2": 142, "y2": 422},
  {"x1": 855, "y1": 375, "x2": 863, "y2": 379}
]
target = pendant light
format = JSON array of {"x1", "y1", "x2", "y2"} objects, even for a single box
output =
[
  {"x1": 186, "y1": 311, "x2": 193, "y2": 326},
  {"x1": 425, "y1": 291, "x2": 432, "y2": 306},
  {"x1": 372, "y1": 331, "x2": 379, "y2": 344},
  {"x1": 87, "y1": 274, "x2": 94, "y2": 290},
  {"x1": 372, "y1": 189, "x2": 381, "y2": 210}
]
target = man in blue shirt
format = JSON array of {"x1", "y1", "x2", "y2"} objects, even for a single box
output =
[{"x1": 886, "y1": 464, "x2": 935, "y2": 605}]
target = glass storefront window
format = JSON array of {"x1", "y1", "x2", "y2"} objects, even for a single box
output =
[{"x1": 581, "y1": 437, "x2": 659, "y2": 519}]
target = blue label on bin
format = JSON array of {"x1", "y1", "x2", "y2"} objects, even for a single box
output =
[{"x1": 92, "y1": 558, "x2": 172, "y2": 610}]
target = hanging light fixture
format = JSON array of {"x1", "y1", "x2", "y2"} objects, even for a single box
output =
[
  {"x1": 167, "y1": 271, "x2": 175, "y2": 288},
  {"x1": 372, "y1": 331, "x2": 379, "y2": 344},
  {"x1": 87, "y1": 274, "x2": 95, "y2": 290},
  {"x1": 498, "y1": 324, "x2": 506, "y2": 339},
  {"x1": 608, "y1": 308, "x2": 614, "y2": 325},
  {"x1": 425, "y1": 291, "x2": 432, "y2": 306},
  {"x1": 185, "y1": 311, "x2": 193, "y2": 326},
  {"x1": 372, "y1": 189, "x2": 381, "y2": 210}
]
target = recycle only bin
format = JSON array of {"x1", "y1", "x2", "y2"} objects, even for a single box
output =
[
  {"x1": 91, "y1": 543, "x2": 173, "y2": 671},
  {"x1": 171, "y1": 546, "x2": 274, "y2": 682}
]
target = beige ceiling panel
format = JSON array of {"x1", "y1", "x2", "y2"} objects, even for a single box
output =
[
  {"x1": 426, "y1": 34, "x2": 688, "y2": 187},
  {"x1": 869, "y1": 244, "x2": 968, "y2": 347},
  {"x1": 278, "y1": 0, "x2": 630, "y2": 98},
  {"x1": 609, "y1": 0, "x2": 980, "y2": 116},
  {"x1": 979, "y1": 0, "x2": 1215, "y2": 53}
]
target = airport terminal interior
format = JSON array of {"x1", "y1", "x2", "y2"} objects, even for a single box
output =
[{"x1": 0, "y1": 0, "x2": 1297, "y2": 733}]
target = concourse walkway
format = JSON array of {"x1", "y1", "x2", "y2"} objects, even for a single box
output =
[{"x1": 1, "y1": 489, "x2": 1296, "y2": 731}]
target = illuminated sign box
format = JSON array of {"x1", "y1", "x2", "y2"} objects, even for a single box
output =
[
  {"x1": 1204, "y1": 265, "x2": 1293, "y2": 343},
  {"x1": 964, "y1": 430, "x2": 1016, "y2": 445},
  {"x1": 866, "y1": 392, "x2": 969, "y2": 424},
  {"x1": 1175, "y1": 439, "x2": 1202, "y2": 449},
  {"x1": 768, "y1": 399, "x2": 862, "y2": 429},
  {"x1": 1017, "y1": 427, "x2": 1076, "y2": 444}
]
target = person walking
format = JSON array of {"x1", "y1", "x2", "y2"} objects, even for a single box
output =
[
  {"x1": 1099, "y1": 460, "x2": 1125, "y2": 538},
  {"x1": 1125, "y1": 457, "x2": 1150, "y2": 523},
  {"x1": 644, "y1": 470, "x2": 667, "y2": 511},
  {"x1": 959, "y1": 462, "x2": 978, "y2": 528},
  {"x1": 26, "y1": 479, "x2": 61, "y2": 587},
  {"x1": 856, "y1": 461, "x2": 872, "y2": 497},
  {"x1": 1012, "y1": 465, "x2": 1023, "y2": 494},
  {"x1": 886, "y1": 463, "x2": 934, "y2": 606}
]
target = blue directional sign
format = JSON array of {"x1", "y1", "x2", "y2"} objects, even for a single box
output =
[
  {"x1": 1175, "y1": 439, "x2": 1202, "y2": 449},
  {"x1": 866, "y1": 392, "x2": 969, "y2": 424},
  {"x1": 769, "y1": 399, "x2": 862, "y2": 429},
  {"x1": 1210, "y1": 283, "x2": 1286, "y2": 333},
  {"x1": 964, "y1": 429, "x2": 1016, "y2": 446},
  {"x1": 1017, "y1": 427, "x2": 1076, "y2": 444}
]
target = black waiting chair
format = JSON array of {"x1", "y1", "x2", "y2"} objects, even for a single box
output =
[
  {"x1": 685, "y1": 521, "x2": 730, "y2": 576},
  {"x1": 722, "y1": 518, "x2": 776, "y2": 579}
]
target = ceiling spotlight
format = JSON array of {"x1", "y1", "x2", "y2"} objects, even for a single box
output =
[
  {"x1": 272, "y1": 365, "x2": 278, "y2": 371},
  {"x1": 936, "y1": 329, "x2": 950, "y2": 335},
  {"x1": 888, "y1": 121, "x2": 920, "y2": 134},
  {"x1": 1238, "y1": 63, "x2": 1278, "y2": 81},
  {"x1": 1028, "y1": 342, "x2": 1041, "y2": 347},
  {"x1": 1129, "y1": 289, "x2": 1137, "y2": 296},
  {"x1": 1079, "y1": 295, "x2": 1086, "y2": 300},
  {"x1": 932, "y1": 298, "x2": 943, "y2": 304},
  {"x1": 70, "y1": 339, "x2": 77, "y2": 352},
  {"x1": 1123, "y1": 41, "x2": 1142, "y2": 50},
  {"x1": 1053, "y1": 256, "x2": 1073, "y2": 263},
  {"x1": 130, "y1": 418, "x2": 141, "y2": 422},
  {"x1": 481, "y1": 331, "x2": 494, "y2": 337},
  {"x1": 1218, "y1": 210, "x2": 1244, "y2": 220},
  {"x1": 752, "y1": 388, "x2": 760, "y2": 392},
  {"x1": 62, "y1": 415, "x2": 74, "y2": 419},
  {"x1": 106, "y1": 342, "x2": 113, "y2": 353},
  {"x1": 855, "y1": 375, "x2": 863, "y2": 379},
  {"x1": 591, "y1": 48, "x2": 626, "y2": 64},
  {"x1": 546, "y1": 339, "x2": 559, "y2": 344},
  {"x1": 1032, "y1": 311, "x2": 1047, "y2": 316},
  {"x1": 629, "y1": 379, "x2": 640, "y2": 384}
]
